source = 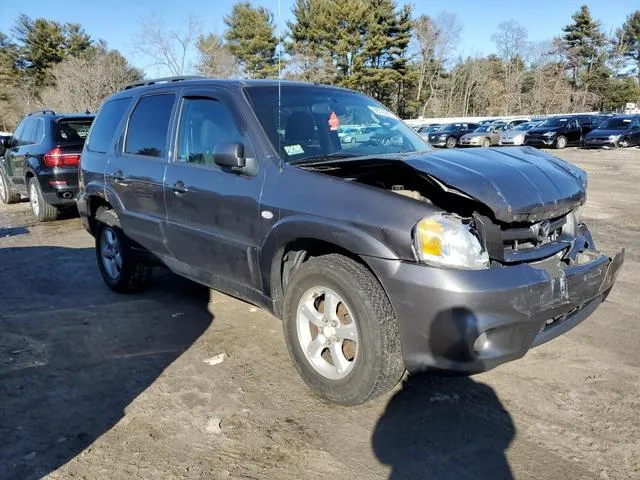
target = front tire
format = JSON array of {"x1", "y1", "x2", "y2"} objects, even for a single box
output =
[
  {"x1": 282, "y1": 254, "x2": 405, "y2": 405},
  {"x1": 482, "y1": 138, "x2": 491, "y2": 148},
  {"x1": 0, "y1": 170, "x2": 20, "y2": 204},
  {"x1": 29, "y1": 178, "x2": 58, "y2": 221},
  {"x1": 618, "y1": 137, "x2": 630, "y2": 148},
  {"x1": 95, "y1": 207, "x2": 151, "y2": 293},
  {"x1": 446, "y1": 137, "x2": 457, "y2": 148},
  {"x1": 555, "y1": 135, "x2": 567, "y2": 149}
]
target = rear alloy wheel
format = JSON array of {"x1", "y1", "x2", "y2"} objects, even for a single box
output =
[
  {"x1": 0, "y1": 170, "x2": 20, "y2": 204},
  {"x1": 555, "y1": 135, "x2": 567, "y2": 149},
  {"x1": 283, "y1": 254, "x2": 405, "y2": 405},
  {"x1": 95, "y1": 207, "x2": 151, "y2": 293},
  {"x1": 482, "y1": 138, "x2": 491, "y2": 148},
  {"x1": 29, "y1": 178, "x2": 58, "y2": 221},
  {"x1": 446, "y1": 137, "x2": 457, "y2": 148},
  {"x1": 618, "y1": 138, "x2": 630, "y2": 148}
]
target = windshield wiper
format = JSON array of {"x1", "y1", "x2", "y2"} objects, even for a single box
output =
[{"x1": 289, "y1": 152, "x2": 361, "y2": 165}]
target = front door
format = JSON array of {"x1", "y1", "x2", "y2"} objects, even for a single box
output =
[
  {"x1": 163, "y1": 89, "x2": 265, "y2": 293},
  {"x1": 105, "y1": 92, "x2": 176, "y2": 255}
]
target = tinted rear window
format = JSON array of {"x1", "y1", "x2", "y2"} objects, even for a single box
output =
[
  {"x1": 125, "y1": 94, "x2": 175, "y2": 157},
  {"x1": 87, "y1": 98, "x2": 132, "y2": 153},
  {"x1": 57, "y1": 118, "x2": 93, "y2": 145}
]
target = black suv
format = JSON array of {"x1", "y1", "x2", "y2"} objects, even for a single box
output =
[
  {"x1": 0, "y1": 110, "x2": 94, "y2": 221},
  {"x1": 524, "y1": 115, "x2": 602, "y2": 149},
  {"x1": 78, "y1": 78, "x2": 623, "y2": 405},
  {"x1": 427, "y1": 123, "x2": 480, "y2": 148}
]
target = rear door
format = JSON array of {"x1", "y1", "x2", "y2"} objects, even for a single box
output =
[
  {"x1": 163, "y1": 87, "x2": 265, "y2": 292},
  {"x1": 105, "y1": 91, "x2": 176, "y2": 255}
]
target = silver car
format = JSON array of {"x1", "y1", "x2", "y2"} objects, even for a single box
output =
[
  {"x1": 459, "y1": 124, "x2": 507, "y2": 147},
  {"x1": 500, "y1": 121, "x2": 541, "y2": 146}
]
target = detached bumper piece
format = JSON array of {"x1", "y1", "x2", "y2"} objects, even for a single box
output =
[{"x1": 366, "y1": 225, "x2": 624, "y2": 375}]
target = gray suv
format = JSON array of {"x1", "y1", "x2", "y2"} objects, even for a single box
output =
[{"x1": 78, "y1": 77, "x2": 624, "y2": 405}]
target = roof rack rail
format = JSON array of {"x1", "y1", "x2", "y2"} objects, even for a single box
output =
[
  {"x1": 28, "y1": 109, "x2": 56, "y2": 116},
  {"x1": 124, "y1": 76, "x2": 206, "y2": 90}
]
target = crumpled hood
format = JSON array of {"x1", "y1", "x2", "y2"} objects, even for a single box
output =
[{"x1": 402, "y1": 146, "x2": 587, "y2": 222}]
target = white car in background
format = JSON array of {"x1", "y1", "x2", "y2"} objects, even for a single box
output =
[{"x1": 500, "y1": 121, "x2": 541, "y2": 146}]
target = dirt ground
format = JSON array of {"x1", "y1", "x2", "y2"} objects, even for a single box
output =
[{"x1": 0, "y1": 148, "x2": 639, "y2": 480}]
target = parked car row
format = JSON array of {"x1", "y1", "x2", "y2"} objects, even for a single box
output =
[{"x1": 416, "y1": 114, "x2": 640, "y2": 150}]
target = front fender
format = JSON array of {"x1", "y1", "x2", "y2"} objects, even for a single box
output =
[{"x1": 259, "y1": 214, "x2": 400, "y2": 298}]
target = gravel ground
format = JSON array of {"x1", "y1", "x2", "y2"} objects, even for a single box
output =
[{"x1": 0, "y1": 148, "x2": 639, "y2": 480}]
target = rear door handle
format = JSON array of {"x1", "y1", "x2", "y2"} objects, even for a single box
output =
[{"x1": 169, "y1": 181, "x2": 188, "y2": 195}]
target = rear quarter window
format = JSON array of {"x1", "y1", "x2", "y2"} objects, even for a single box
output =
[{"x1": 87, "y1": 97, "x2": 133, "y2": 153}]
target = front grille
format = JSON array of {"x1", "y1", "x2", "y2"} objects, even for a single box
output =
[
  {"x1": 500, "y1": 214, "x2": 568, "y2": 263},
  {"x1": 475, "y1": 213, "x2": 573, "y2": 264}
]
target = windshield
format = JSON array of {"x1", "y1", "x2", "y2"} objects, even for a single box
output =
[
  {"x1": 538, "y1": 117, "x2": 570, "y2": 128},
  {"x1": 599, "y1": 117, "x2": 633, "y2": 130},
  {"x1": 514, "y1": 122, "x2": 535, "y2": 131},
  {"x1": 244, "y1": 85, "x2": 431, "y2": 163},
  {"x1": 436, "y1": 124, "x2": 461, "y2": 132}
]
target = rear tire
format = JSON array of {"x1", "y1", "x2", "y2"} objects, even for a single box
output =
[
  {"x1": 0, "y1": 170, "x2": 20, "y2": 204},
  {"x1": 282, "y1": 254, "x2": 405, "y2": 405},
  {"x1": 446, "y1": 137, "x2": 457, "y2": 148},
  {"x1": 94, "y1": 207, "x2": 151, "y2": 293},
  {"x1": 555, "y1": 136, "x2": 567, "y2": 149},
  {"x1": 29, "y1": 178, "x2": 58, "y2": 222}
]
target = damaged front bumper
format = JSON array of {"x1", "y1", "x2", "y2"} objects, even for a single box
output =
[{"x1": 365, "y1": 227, "x2": 624, "y2": 374}]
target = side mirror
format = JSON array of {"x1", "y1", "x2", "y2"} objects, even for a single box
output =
[
  {"x1": 0, "y1": 137, "x2": 10, "y2": 148},
  {"x1": 213, "y1": 142, "x2": 245, "y2": 169}
]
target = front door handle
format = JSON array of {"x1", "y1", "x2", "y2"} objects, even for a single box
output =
[{"x1": 169, "y1": 181, "x2": 188, "y2": 195}]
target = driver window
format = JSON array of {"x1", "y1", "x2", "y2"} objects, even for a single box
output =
[{"x1": 177, "y1": 97, "x2": 244, "y2": 166}]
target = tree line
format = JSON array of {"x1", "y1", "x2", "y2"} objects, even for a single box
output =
[{"x1": 1, "y1": 2, "x2": 639, "y2": 130}]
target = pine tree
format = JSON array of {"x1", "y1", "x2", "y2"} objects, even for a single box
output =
[
  {"x1": 616, "y1": 11, "x2": 640, "y2": 81},
  {"x1": 224, "y1": 2, "x2": 279, "y2": 79}
]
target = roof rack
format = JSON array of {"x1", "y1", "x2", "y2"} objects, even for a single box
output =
[
  {"x1": 124, "y1": 76, "x2": 206, "y2": 90},
  {"x1": 28, "y1": 109, "x2": 56, "y2": 116}
]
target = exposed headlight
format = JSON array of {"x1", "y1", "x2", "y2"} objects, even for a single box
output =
[
  {"x1": 413, "y1": 213, "x2": 489, "y2": 270},
  {"x1": 543, "y1": 131, "x2": 556, "y2": 137},
  {"x1": 608, "y1": 135, "x2": 621, "y2": 141}
]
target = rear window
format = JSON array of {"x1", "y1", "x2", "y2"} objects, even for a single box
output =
[
  {"x1": 125, "y1": 94, "x2": 175, "y2": 158},
  {"x1": 87, "y1": 98, "x2": 132, "y2": 153},
  {"x1": 57, "y1": 118, "x2": 93, "y2": 145}
]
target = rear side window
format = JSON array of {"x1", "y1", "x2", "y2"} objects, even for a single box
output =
[
  {"x1": 56, "y1": 118, "x2": 93, "y2": 145},
  {"x1": 87, "y1": 98, "x2": 132, "y2": 153},
  {"x1": 20, "y1": 118, "x2": 39, "y2": 146},
  {"x1": 125, "y1": 94, "x2": 175, "y2": 157}
]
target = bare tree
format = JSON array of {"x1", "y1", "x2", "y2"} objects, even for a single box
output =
[
  {"x1": 412, "y1": 12, "x2": 462, "y2": 117},
  {"x1": 195, "y1": 33, "x2": 238, "y2": 79},
  {"x1": 38, "y1": 49, "x2": 142, "y2": 112},
  {"x1": 133, "y1": 14, "x2": 201, "y2": 76},
  {"x1": 491, "y1": 20, "x2": 529, "y2": 114}
]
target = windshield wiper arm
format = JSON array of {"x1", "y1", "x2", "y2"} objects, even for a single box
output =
[{"x1": 289, "y1": 152, "x2": 360, "y2": 165}]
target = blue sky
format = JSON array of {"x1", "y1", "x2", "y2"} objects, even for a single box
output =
[{"x1": 1, "y1": 0, "x2": 637, "y2": 76}]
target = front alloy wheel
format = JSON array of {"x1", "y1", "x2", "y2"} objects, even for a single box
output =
[
  {"x1": 297, "y1": 287, "x2": 358, "y2": 380},
  {"x1": 282, "y1": 254, "x2": 405, "y2": 405},
  {"x1": 482, "y1": 138, "x2": 491, "y2": 148},
  {"x1": 446, "y1": 137, "x2": 457, "y2": 148}
]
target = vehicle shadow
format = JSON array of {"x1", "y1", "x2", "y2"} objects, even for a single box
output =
[
  {"x1": 0, "y1": 246, "x2": 213, "y2": 480},
  {"x1": 372, "y1": 308, "x2": 515, "y2": 480}
]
